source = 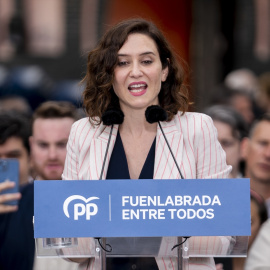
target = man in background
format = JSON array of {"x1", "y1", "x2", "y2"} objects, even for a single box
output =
[
  {"x1": 242, "y1": 113, "x2": 270, "y2": 216},
  {"x1": 30, "y1": 101, "x2": 80, "y2": 270},
  {"x1": 0, "y1": 111, "x2": 34, "y2": 270},
  {"x1": 30, "y1": 101, "x2": 79, "y2": 180}
]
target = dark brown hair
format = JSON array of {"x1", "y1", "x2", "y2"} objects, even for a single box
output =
[
  {"x1": 83, "y1": 18, "x2": 189, "y2": 125},
  {"x1": 0, "y1": 111, "x2": 31, "y2": 154}
]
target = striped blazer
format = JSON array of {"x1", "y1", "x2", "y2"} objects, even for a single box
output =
[{"x1": 62, "y1": 111, "x2": 232, "y2": 270}]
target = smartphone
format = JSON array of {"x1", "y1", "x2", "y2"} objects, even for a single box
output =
[{"x1": 0, "y1": 159, "x2": 19, "y2": 205}]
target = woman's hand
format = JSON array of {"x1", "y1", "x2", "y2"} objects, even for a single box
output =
[{"x1": 0, "y1": 181, "x2": 21, "y2": 214}]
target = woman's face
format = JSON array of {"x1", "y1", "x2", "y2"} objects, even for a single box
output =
[{"x1": 113, "y1": 33, "x2": 168, "y2": 114}]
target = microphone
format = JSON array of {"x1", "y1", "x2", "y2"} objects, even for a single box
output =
[
  {"x1": 145, "y1": 105, "x2": 184, "y2": 179},
  {"x1": 145, "y1": 105, "x2": 168, "y2": 123},
  {"x1": 99, "y1": 108, "x2": 124, "y2": 180},
  {"x1": 102, "y1": 108, "x2": 124, "y2": 125}
]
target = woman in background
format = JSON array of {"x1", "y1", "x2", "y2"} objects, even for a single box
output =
[{"x1": 63, "y1": 18, "x2": 232, "y2": 270}]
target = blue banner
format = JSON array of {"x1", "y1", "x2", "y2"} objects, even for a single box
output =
[{"x1": 34, "y1": 179, "x2": 251, "y2": 238}]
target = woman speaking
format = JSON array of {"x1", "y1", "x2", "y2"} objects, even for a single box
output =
[{"x1": 62, "y1": 18, "x2": 231, "y2": 270}]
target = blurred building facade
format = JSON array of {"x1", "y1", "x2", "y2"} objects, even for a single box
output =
[{"x1": 0, "y1": 0, "x2": 270, "y2": 112}]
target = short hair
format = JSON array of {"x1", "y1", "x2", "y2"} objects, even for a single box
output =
[
  {"x1": 204, "y1": 105, "x2": 248, "y2": 140},
  {"x1": 83, "y1": 18, "x2": 190, "y2": 125},
  {"x1": 249, "y1": 113, "x2": 270, "y2": 138},
  {"x1": 32, "y1": 101, "x2": 80, "y2": 122},
  {"x1": 0, "y1": 111, "x2": 31, "y2": 153}
]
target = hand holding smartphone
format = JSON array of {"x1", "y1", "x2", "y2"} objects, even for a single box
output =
[{"x1": 0, "y1": 159, "x2": 21, "y2": 213}]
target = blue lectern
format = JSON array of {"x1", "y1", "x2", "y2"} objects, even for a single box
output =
[{"x1": 34, "y1": 179, "x2": 251, "y2": 270}]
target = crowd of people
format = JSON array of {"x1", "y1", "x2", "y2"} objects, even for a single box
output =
[
  {"x1": 0, "y1": 17, "x2": 269, "y2": 270},
  {"x1": 0, "y1": 101, "x2": 81, "y2": 269},
  {"x1": 203, "y1": 105, "x2": 270, "y2": 269}
]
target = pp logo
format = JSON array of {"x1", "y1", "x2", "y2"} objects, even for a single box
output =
[{"x1": 63, "y1": 195, "x2": 99, "y2": 220}]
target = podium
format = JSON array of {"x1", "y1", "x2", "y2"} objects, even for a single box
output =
[
  {"x1": 34, "y1": 179, "x2": 250, "y2": 269},
  {"x1": 35, "y1": 236, "x2": 248, "y2": 269}
]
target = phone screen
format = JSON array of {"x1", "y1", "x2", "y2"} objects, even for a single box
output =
[{"x1": 0, "y1": 159, "x2": 19, "y2": 205}]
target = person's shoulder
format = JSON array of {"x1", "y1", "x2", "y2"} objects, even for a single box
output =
[
  {"x1": 20, "y1": 182, "x2": 34, "y2": 194},
  {"x1": 172, "y1": 112, "x2": 215, "y2": 139},
  {"x1": 70, "y1": 117, "x2": 106, "y2": 144},
  {"x1": 258, "y1": 219, "x2": 270, "y2": 239},
  {"x1": 72, "y1": 117, "x2": 91, "y2": 128},
  {"x1": 19, "y1": 183, "x2": 34, "y2": 210},
  {"x1": 71, "y1": 117, "x2": 100, "y2": 133},
  {"x1": 262, "y1": 218, "x2": 270, "y2": 230},
  {"x1": 174, "y1": 111, "x2": 213, "y2": 124}
]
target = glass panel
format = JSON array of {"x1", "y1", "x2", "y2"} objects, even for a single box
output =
[{"x1": 35, "y1": 236, "x2": 248, "y2": 258}]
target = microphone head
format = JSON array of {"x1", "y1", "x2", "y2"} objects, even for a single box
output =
[
  {"x1": 145, "y1": 105, "x2": 168, "y2": 123},
  {"x1": 102, "y1": 108, "x2": 124, "y2": 125}
]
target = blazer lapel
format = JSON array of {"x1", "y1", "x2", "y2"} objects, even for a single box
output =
[
  {"x1": 154, "y1": 119, "x2": 184, "y2": 180},
  {"x1": 89, "y1": 124, "x2": 119, "y2": 180}
]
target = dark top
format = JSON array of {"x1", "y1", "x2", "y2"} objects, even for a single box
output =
[
  {"x1": 106, "y1": 131, "x2": 156, "y2": 180},
  {"x1": 0, "y1": 183, "x2": 35, "y2": 270},
  {"x1": 106, "y1": 132, "x2": 159, "y2": 270}
]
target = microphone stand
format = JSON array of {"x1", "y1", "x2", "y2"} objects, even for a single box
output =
[
  {"x1": 99, "y1": 124, "x2": 114, "y2": 180},
  {"x1": 178, "y1": 237, "x2": 183, "y2": 270},
  {"x1": 98, "y1": 124, "x2": 114, "y2": 270},
  {"x1": 101, "y1": 238, "x2": 107, "y2": 270}
]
